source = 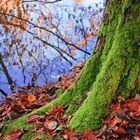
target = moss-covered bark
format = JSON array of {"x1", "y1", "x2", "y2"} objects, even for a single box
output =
[
  {"x1": 68, "y1": 0, "x2": 140, "y2": 131},
  {"x1": 1, "y1": 0, "x2": 140, "y2": 139}
]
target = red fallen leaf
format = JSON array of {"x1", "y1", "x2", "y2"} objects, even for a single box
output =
[
  {"x1": 3, "y1": 129, "x2": 23, "y2": 140},
  {"x1": 114, "y1": 126, "x2": 125, "y2": 134},
  {"x1": 48, "y1": 105, "x2": 63, "y2": 115},
  {"x1": 20, "y1": 97, "x2": 30, "y2": 105},
  {"x1": 127, "y1": 101, "x2": 140, "y2": 112},
  {"x1": 120, "y1": 120, "x2": 129, "y2": 127},
  {"x1": 27, "y1": 114, "x2": 39, "y2": 123},
  {"x1": 135, "y1": 132, "x2": 140, "y2": 137},
  {"x1": 110, "y1": 104, "x2": 119, "y2": 110},
  {"x1": 82, "y1": 129, "x2": 97, "y2": 140}
]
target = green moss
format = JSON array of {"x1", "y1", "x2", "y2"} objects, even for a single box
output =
[
  {"x1": 55, "y1": 89, "x2": 64, "y2": 96},
  {"x1": 1, "y1": 116, "x2": 32, "y2": 135},
  {"x1": 21, "y1": 132, "x2": 45, "y2": 140},
  {"x1": 21, "y1": 132, "x2": 64, "y2": 140},
  {"x1": 68, "y1": 0, "x2": 140, "y2": 131}
]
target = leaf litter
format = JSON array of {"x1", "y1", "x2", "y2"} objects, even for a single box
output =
[{"x1": 1, "y1": 62, "x2": 140, "y2": 140}]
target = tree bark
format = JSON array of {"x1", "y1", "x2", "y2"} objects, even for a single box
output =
[{"x1": 53, "y1": 0, "x2": 140, "y2": 131}]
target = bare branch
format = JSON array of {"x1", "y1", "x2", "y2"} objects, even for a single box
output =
[
  {"x1": 0, "y1": 12, "x2": 91, "y2": 55},
  {"x1": 0, "y1": 53, "x2": 15, "y2": 91}
]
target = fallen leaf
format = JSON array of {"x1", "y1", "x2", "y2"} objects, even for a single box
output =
[
  {"x1": 82, "y1": 129, "x2": 96, "y2": 140},
  {"x1": 114, "y1": 126, "x2": 125, "y2": 134},
  {"x1": 27, "y1": 113, "x2": 39, "y2": 123},
  {"x1": 48, "y1": 105, "x2": 63, "y2": 115},
  {"x1": 127, "y1": 101, "x2": 140, "y2": 112},
  {"x1": 120, "y1": 120, "x2": 129, "y2": 127},
  {"x1": 27, "y1": 94, "x2": 36, "y2": 103}
]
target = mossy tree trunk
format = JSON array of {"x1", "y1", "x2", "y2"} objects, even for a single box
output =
[
  {"x1": 55, "y1": 0, "x2": 140, "y2": 131},
  {"x1": 2, "y1": 0, "x2": 140, "y2": 138}
]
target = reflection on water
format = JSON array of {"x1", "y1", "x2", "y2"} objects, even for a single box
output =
[
  {"x1": 0, "y1": 0, "x2": 104, "y2": 97},
  {"x1": 0, "y1": 42, "x2": 94, "y2": 97}
]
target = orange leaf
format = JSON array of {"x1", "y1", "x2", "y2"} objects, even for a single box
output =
[{"x1": 27, "y1": 93, "x2": 36, "y2": 103}]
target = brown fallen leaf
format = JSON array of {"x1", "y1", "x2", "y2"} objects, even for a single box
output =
[
  {"x1": 27, "y1": 113, "x2": 39, "y2": 123},
  {"x1": 47, "y1": 105, "x2": 63, "y2": 115}
]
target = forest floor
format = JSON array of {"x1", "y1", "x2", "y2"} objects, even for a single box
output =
[{"x1": 0, "y1": 61, "x2": 140, "y2": 140}]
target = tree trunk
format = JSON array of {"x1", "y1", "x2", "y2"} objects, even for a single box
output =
[
  {"x1": 53, "y1": 0, "x2": 140, "y2": 131},
  {"x1": 2, "y1": 0, "x2": 140, "y2": 138}
]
